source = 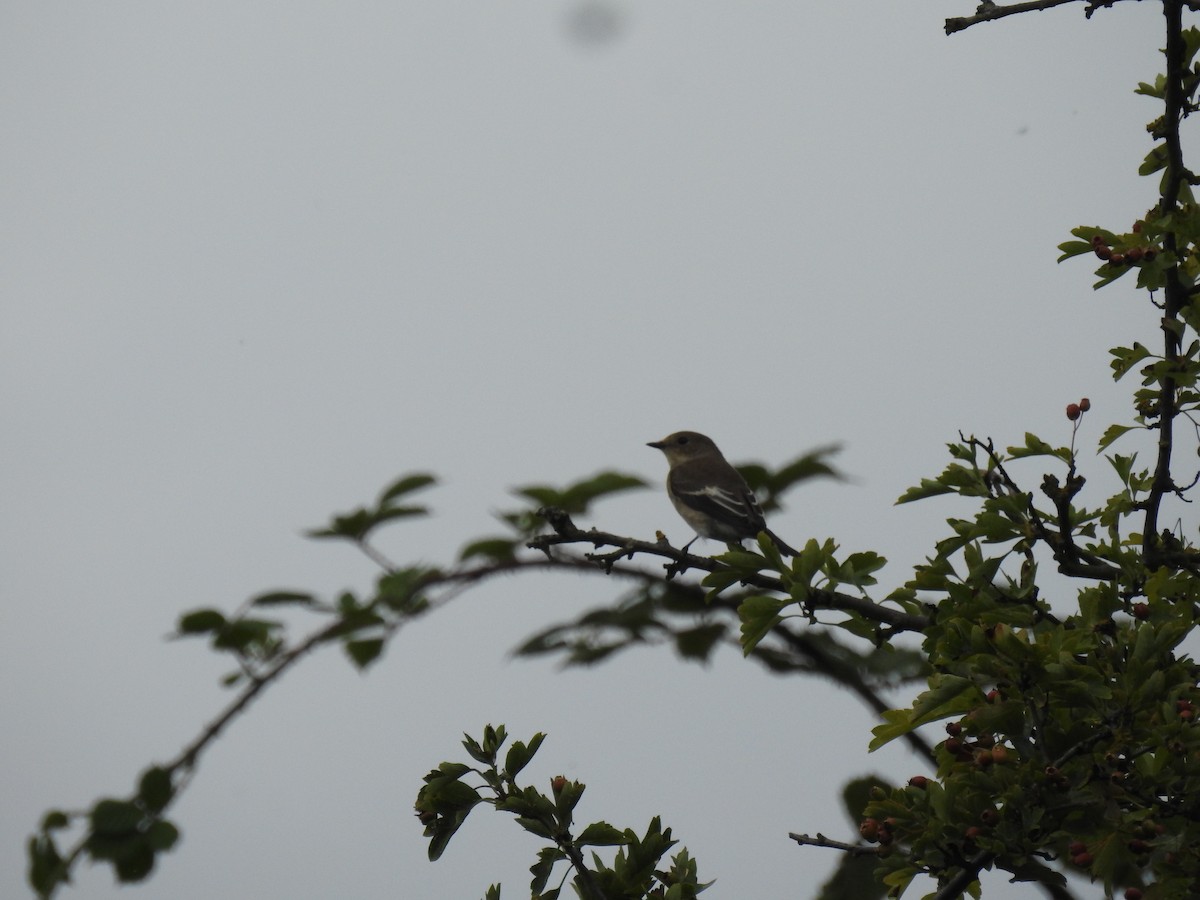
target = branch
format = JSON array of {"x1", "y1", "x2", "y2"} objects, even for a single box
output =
[
  {"x1": 1145, "y1": 0, "x2": 1190, "y2": 563},
  {"x1": 528, "y1": 508, "x2": 930, "y2": 634},
  {"x1": 932, "y1": 850, "x2": 992, "y2": 900},
  {"x1": 945, "y1": 0, "x2": 1112, "y2": 36},
  {"x1": 787, "y1": 832, "x2": 882, "y2": 857}
]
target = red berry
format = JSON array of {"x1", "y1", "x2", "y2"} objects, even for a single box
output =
[
  {"x1": 1180, "y1": 708, "x2": 1195, "y2": 721},
  {"x1": 1079, "y1": 397, "x2": 1091, "y2": 412},
  {"x1": 991, "y1": 745, "x2": 1010, "y2": 764},
  {"x1": 974, "y1": 749, "x2": 994, "y2": 768},
  {"x1": 1125, "y1": 889, "x2": 1144, "y2": 900},
  {"x1": 1110, "y1": 253, "x2": 1127, "y2": 266},
  {"x1": 908, "y1": 776, "x2": 929, "y2": 789},
  {"x1": 1068, "y1": 841, "x2": 1088, "y2": 856},
  {"x1": 859, "y1": 818, "x2": 880, "y2": 842},
  {"x1": 1144, "y1": 247, "x2": 1158, "y2": 261},
  {"x1": 1095, "y1": 244, "x2": 1113, "y2": 260},
  {"x1": 1073, "y1": 852, "x2": 1094, "y2": 867},
  {"x1": 1092, "y1": 234, "x2": 1108, "y2": 247},
  {"x1": 1133, "y1": 602, "x2": 1150, "y2": 619},
  {"x1": 964, "y1": 826, "x2": 983, "y2": 841},
  {"x1": 946, "y1": 722, "x2": 962, "y2": 737},
  {"x1": 1066, "y1": 403, "x2": 1081, "y2": 421},
  {"x1": 1127, "y1": 246, "x2": 1145, "y2": 262},
  {"x1": 944, "y1": 737, "x2": 963, "y2": 755},
  {"x1": 980, "y1": 809, "x2": 999, "y2": 826},
  {"x1": 1128, "y1": 838, "x2": 1150, "y2": 854},
  {"x1": 986, "y1": 689, "x2": 1001, "y2": 703}
]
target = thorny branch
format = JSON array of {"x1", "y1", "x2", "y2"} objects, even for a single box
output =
[
  {"x1": 528, "y1": 507, "x2": 930, "y2": 634},
  {"x1": 946, "y1": 0, "x2": 1131, "y2": 35}
]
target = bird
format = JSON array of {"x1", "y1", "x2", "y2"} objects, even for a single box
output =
[{"x1": 647, "y1": 430, "x2": 799, "y2": 556}]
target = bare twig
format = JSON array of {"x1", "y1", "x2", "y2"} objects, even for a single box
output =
[
  {"x1": 946, "y1": 0, "x2": 1107, "y2": 35},
  {"x1": 788, "y1": 832, "x2": 883, "y2": 856}
]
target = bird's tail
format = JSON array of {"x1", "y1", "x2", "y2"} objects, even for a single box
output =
[{"x1": 764, "y1": 528, "x2": 800, "y2": 557}]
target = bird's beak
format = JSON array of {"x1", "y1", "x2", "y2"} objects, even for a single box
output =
[{"x1": 647, "y1": 440, "x2": 665, "y2": 450}]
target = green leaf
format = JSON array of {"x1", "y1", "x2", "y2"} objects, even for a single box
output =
[
  {"x1": 516, "y1": 816, "x2": 555, "y2": 839},
  {"x1": 249, "y1": 590, "x2": 316, "y2": 608},
  {"x1": 144, "y1": 820, "x2": 180, "y2": 852},
  {"x1": 40, "y1": 810, "x2": 70, "y2": 831},
  {"x1": 458, "y1": 537, "x2": 519, "y2": 563},
  {"x1": 504, "y1": 733, "x2": 546, "y2": 779},
  {"x1": 1098, "y1": 423, "x2": 1137, "y2": 452},
  {"x1": 577, "y1": 821, "x2": 630, "y2": 846},
  {"x1": 378, "y1": 473, "x2": 437, "y2": 505},
  {"x1": 895, "y1": 478, "x2": 955, "y2": 504},
  {"x1": 176, "y1": 609, "x2": 227, "y2": 635},
  {"x1": 344, "y1": 638, "x2": 385, "y2": 670},
  {"x1": 90, "y1": 799, "x2": 143, "y2": 836},
  {"x1": 674, "y1": 623, "x2": 726, "y2": 661},
  {"x1": 869, "y1": 675, "x2": 978, "y2": 751},
  {"x1": 738, "y1": 596, "x2": 786, "y2": 655},
  {"x1": 137, "y1": 767, "x2": 173, "y2": 814},
  {"x1": 1140, "y1": 143, "x2": 1169, "y2": 176}
]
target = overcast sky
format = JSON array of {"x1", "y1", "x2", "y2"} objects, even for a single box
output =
[{"x1": 2, "y1": 2, "x2": 1176, "y2": 898}]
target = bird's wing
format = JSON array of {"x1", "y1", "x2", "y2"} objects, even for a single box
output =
[{"x1": 669, "y1": 470, "x2": 765, "y2": 532}]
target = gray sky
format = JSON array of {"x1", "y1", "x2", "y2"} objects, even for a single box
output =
[{"x1": 2, "y1": 2, "x2": 1171, "y2": 897}]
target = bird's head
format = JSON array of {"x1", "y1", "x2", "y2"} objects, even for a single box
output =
[{"x1": 647, "y1": 431, "x2": 721, "y2": 466}]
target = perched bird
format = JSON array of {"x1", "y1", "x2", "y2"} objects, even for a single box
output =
[{"x1": 647, "y1": 430, "x2": 799, "y2": 556}]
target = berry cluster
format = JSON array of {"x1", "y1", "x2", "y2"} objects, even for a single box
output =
[
  {"x1": 1091, "y1": 231, "x2": 1157, "y2": 266},
  {"x1": 1066, "y1": 397, "x2": 1091, "y2": 421}
]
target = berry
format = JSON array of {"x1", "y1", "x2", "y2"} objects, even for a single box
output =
[
  {"x1": 974, "y1": 749, "x2": 995, "y2": 768},
  {"x1": 1079, "y1": 397, "x2": 1091, "y2": 412},
  {"x1": 964, "y1": 826, "x2": 983, "y2": 841},
  {"x1": 991, "y1": 745, "x2": 1010, "y2": 764},
  {"x1": 1124, "y1": 889, "x2": 1143, "y2": 900},
  {"x1": 551, "y1": 775, "x2": 568, "y2": 793},
  {"x1": 1068, "y1": 841, "x2": 1087, "y2": 856},
  {"x1": 1132, "y1": 602, "x2": 1150, "y2": 620},
  {"x1": 1127, "y1": 246, "x2": 1145, "y2": 262},
  {"x1": 1144, "y1": 247, "x2": 1158, "y2": 261},
  {"x1": 1110, "y1": 253, "x2": 1127, "y2": 266},
  {"x1": 908, "y1": 776, "x2": 929, "y2": 789},
  {"x1": 860, "y1": 818, "x2": 880, "y2": 842},
  {"x1": 980, "y1": 809, "x2": 999, "y2": 826},
  {"x1": 1067, "y1": 403, "x2": 1081, "y2": 421},
  {"x1": 1072, "y1": 852, "x2": 1094, "y2": 867},
  {"x1": 946, "y1": 722, "x2": 963, "y2": 737},
  {"x1": 1128, "y1": 838, "x2": 1151, "y2": 854},
  {"x1": 1095, "y1": 244, "x2": 1113, "y2": 260}
]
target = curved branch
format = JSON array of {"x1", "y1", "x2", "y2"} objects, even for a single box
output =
[{"x1": 528, "y1": 508, "x2": 930, "y2": 634}]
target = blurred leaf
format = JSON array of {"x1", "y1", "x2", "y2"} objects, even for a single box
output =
[
  {"x1": 459, "y1": 537, "x2": 519, "y2": 563},
  {"x1": 176, "y1": 609, "x2": 227, "y2": 635},
  {"x1": 674, "y1": 623, "x2": 726, "y2": 661},
  {"x1": 344, "y1": 638, "x2": 385, "y2": 670},
  {"x1": 144, "y1": 820, "x2": 179, "y2": 852},
  {"x1": 137, "y1": 768, "x2": 173, "y2": 814},
  {"x1": 249, "y1": 590, "x2": 316, "y2": 608},
  {"x1": 90, "y1": 799, "x2": 142, "y2": 837},
  {"x1": 378, "y1": 473, "x2": 437, "y2": 505}
]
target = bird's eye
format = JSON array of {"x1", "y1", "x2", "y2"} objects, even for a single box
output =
[{"x1": 677, "y1": 436, "x2": 689, "y2": 445}]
